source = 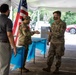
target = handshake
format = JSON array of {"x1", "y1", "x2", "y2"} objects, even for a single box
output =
[{"x1": 34, "y1": 30, "x2": 40, "y2": 34}]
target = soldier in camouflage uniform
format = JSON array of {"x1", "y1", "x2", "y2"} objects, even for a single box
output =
[
  {"x1": 17, "y1": 16, "x2": 40, "y2": 72},
  {"x1": 43, "y1": 11, "x2": 66, "y2": 73}
]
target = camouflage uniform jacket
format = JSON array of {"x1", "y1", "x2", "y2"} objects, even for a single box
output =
[
  {"x1": 48, "y1": 20, "x2": 66, "y2": 44},
  {"x1": 18, "y1": 23, "x2": 35, "y2": 46}
]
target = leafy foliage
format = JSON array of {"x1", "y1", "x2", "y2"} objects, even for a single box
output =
[
  {"x1": 12, "y1": 8, "x2": 76, "y2": 26},
  {"x1": 62, "y1": 11, "x2": 76, "y2": 25}
]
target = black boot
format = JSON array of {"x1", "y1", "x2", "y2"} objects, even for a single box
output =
[
  {"x1": 42, "y1": 66, "x2": 51, "y2": 72},
  {"x1": 53, "y1": 67, "x2": 59, "y2": 74}
]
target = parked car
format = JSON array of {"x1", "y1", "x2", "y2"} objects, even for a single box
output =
[{"x1": 66, "y1": 24, "x2": 76, "y2": 34}]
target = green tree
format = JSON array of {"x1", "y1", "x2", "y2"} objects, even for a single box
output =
[{"x1": 63, "y1": 11, "x2": 76, "y2": 25}]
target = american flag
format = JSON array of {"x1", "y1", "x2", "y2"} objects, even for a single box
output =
[{"x1": 13, "y1": 0, "x2": 28, "y2": 44}]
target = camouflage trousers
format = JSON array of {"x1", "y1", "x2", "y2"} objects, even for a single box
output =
[
  {"x1": 22, "y1": 45, "x2": 29, "y2": 68},
  {"x1": 47, "y1": 42, "x2": 65, "y2": 68}
]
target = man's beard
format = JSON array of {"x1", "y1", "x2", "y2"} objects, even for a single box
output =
[{"x1": 53, "y1": 17, "x2": 58, "y2": 20}]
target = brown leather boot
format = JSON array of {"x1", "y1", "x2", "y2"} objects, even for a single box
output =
[{"x1": 17, "y1": 67, "x2": 30, "y2": 72}]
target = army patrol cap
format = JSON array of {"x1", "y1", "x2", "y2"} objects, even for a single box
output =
[{"x1": 23, "y1": 15, "x2": 31, "y2": 21}]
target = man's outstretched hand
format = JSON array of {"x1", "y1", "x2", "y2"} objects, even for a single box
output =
[{"x1": 35, "y1": 30, "x2": 40, "y2": 34}]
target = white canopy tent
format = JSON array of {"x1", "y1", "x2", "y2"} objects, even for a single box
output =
[{"x1": 0, "y1": 0, "x2": 76, "y2": 12}]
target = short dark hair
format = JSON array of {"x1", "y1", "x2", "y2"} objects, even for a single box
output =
[
  {"x1": 53, "y1": 11, "x2": 61, "y2": 16},
  {"x1": 0, "y1": 4, "x2": 9, "y2": 13}
]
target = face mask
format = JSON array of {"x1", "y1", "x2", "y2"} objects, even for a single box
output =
[
  {"x1": 53, "y1": 17, "x2": 58, "y2": 20},
  {"x1": 27, "y1": 20, "x2": 30, "y2": 24},
  {"x1": 24, "y1": 20, "x2": 30, "y2": 24},
  {"x1": 7, "y1": 11, "x2": 10, "y2": 17}
]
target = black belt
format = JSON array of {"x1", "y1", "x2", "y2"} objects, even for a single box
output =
[{"x1": 0, "y1": 40, "x2": 9, "y2": 43}]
